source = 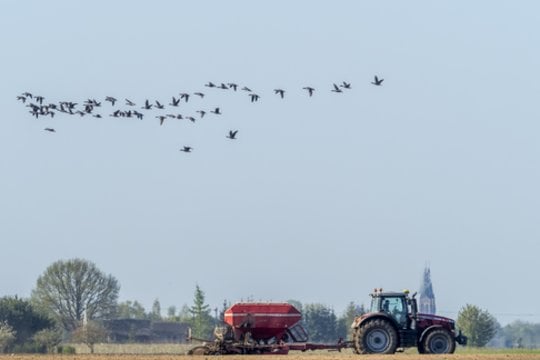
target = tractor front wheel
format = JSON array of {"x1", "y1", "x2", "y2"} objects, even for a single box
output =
[
  {"x1": 422, "y1": 329, "x2": 456, "y2": 354},
  {"x1": 354, "y1": 319, "x2": 398, "y2": 354}
]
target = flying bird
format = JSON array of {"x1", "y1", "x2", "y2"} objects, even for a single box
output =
[
  {"x1": 180, "y1": 93, "x2": 190, "y2": 102},
  {"x1": 44, "y1": 128, "x2": 55, "y2": 132},
  {"x1": 331, "y1": 83, "x2": 343, "y2": 93},
  {"x1": 249, "y1": 93, "x2": 260, "y2": 102},
  {"x1": 141, "y1": 99, "x2": 153, "y2": 110},
  {"x1": 371, "y1": 75, "x2": 384, "y2": 86},
  {"x1": 210, "y1": 107, "x2": 221, "y2": 115},
  {"x1": 303, "y1": 86, "x2": 315, "y2": 96},
  {"x1": 274, "y1": 89, "x2": 285, "y2": 98},
  {"x1": 156, "y1": 115, "x2": 166, "y2": 125},
  {"x1": 180, "y1": 146, "x2": 192, "y2": 153},
  {"x1": 125, "y1": 99, "x2": 136, "y2": 106},
  {"x1": 218, "y1": 83, "x2": 228, "y2": 89},
  {"x1": 169, "y1": 97, "x2": 180, "y2": 106},
  {"x1": 205, "y1": 82, "x2": 216, "y2": 88},
  {"x1": 196, "y1": 110, "x2": 206, "y2": 118},
  {"x1": 226, "y1": 130, "x2": 238, "y2": 139},
  {"x1": 227, "y1": 83, "x2": 238, "y2": 91},
  {"x1": 155, "y1": 100, "x2": 165, "y2": 109},
  {"x1": 194, "y1": 92, "x2": 205, "y2": 98},
  {"x1": 340, "y1": 81, "x2": 352, "y2": 89},
  {"x1": 22, "y1": 92, "x2": 33, "y2": 98},
  {"x1": 241, "y1": 86, "x2": 252, "y2": 92},
  {"x1": 105, "y1": 96, "x2": 117, "y2": 106},
  {"x1": 16, "y1": 96, "x2": 26, "y2": 103}
]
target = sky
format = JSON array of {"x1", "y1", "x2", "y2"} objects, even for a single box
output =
[{"x1": 1, "y1": 1, "x2": 539, "y2": 326}]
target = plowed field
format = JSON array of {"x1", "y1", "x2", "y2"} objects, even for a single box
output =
[{"x1": 3, "y1": 354, "x2": 540, "y2": 360}]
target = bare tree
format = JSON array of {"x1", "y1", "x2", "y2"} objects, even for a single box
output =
[{"x1": 32, "y1": 258, "x2": 119, "y2": 331}]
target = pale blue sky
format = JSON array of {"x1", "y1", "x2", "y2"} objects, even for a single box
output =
[{"x1": 1, "y1": 1, "x2": 539, "y2": 325}]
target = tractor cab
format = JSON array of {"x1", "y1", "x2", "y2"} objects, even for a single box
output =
[{"x1": 369, "y1": 289, "x2": 417, "y2": 329}]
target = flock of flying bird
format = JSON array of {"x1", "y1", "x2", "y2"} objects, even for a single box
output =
[{"x1": 17, "y1": 76, "x2": 384, "y2": 153}]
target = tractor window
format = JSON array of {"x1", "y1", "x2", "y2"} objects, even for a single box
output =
[
  {"x1": 370, "y1": 297, "x2": 380, "y2": 313},
  {"x1": 382, "y1": 296, "x2": 408, "y2": 327}
]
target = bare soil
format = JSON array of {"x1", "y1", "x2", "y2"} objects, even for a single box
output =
[{"x1": 3, "y1": 354, "x2": 540, "y2": 360}]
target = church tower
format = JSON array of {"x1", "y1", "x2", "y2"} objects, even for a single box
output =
[{"x1": 419, "y1": 266, "x2": 436, "y2": 314}]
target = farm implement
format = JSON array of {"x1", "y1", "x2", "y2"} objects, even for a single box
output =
[{"x1": 188, "y1": 289, "x2": 467, "y2": 355}]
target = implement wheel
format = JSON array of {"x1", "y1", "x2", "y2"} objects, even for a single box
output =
[
  {"x1": 187, "y1": 346, "x2": 211, "y2": 355},
  {"x1": 354, "y1": 319, "x2": 398, "y2": 354}
]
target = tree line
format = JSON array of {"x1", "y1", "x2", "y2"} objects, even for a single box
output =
[{"x1": 0, "y1": 258, "x2": 538, "y2": 353}]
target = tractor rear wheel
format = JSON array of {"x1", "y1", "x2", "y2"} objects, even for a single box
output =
[
  {"x1": 354, "y1": 319, "x2": 398, "y2": 354},
  {"x1": 422, "y1": 329, "x2": 456, "y2": 354}
]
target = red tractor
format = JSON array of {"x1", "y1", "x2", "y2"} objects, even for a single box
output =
[{"x1": 351, "y1": 289, "x2": 467, "y2": 354}]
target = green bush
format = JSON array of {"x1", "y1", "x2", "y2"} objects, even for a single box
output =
[
  {"x1": 57, "y1": 345, "x2": 76, "y2": 354},
  {"x1": 11, "y1": 342, "x2": 46, "y2": 353}
]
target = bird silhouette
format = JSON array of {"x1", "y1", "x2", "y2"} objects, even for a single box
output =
[
  {"x1": 371, "y1": 75, "x2": 384, "y2": 86},
  {"x1": 180, "y1": 93, "x2": 190, "y2": 102},
  {"x1": 241, "y1": 86, "x2": 252, "y2": 92},
  {"x1": 249, "y1": 94, "x2": 260, "y2": 102},
  {"x1": 16, "y1": 96, "x2": 26, "y2": 103},
  {"x1": 44, "y1": 128, "x2": 55, "y2": 132},
  {"x1": 210, "y1": 107, "x2": 221, "y2": 115},
  {"x1": 274, "y1": 89, "x2": 285, "y2": 98},
  {"x1": 226, "y1": 130, "x2": 238, "y2": 139},
  {"x1": 331, "y1": 83, "x2": 343, "y2": 93},
  {"x1": 218, "y1": 83, "x2": 229, "y2": 89},
  {"x1": 340, "y1": 81, "x2": 352, "y2": 89},
  {"x1": 180, "y1": 146, "x2": 192, "y2": 152},
  {"x1": 205, "y1": 82, "x2": 216, "y2": 88},
  {"x1": 141, "y1": 99, "x2": 153, "y2": 110},
  {"x1": 194, "y1": 92, "x2": 205, "y2": 98},
  {"x1": 125, "y1": 99, "x2": 136, "y2": 106},
  {"x1": 303, "y1": 86, "x2": 315, "y2": 96},
  {"x1": 196, "y1": 110, "x2": 206, "y2": 118},
  {"x1": 105, "y1": 96, "x2": 117, "y2": 106},
  {"x1": 156, "y1": 115, "x2": 166, "y2": 125},
  {"x1": 22, "y1": 92, "x2": 33, "y2": 98},
  {"x1": 155, "y1": 100, "x2": 165, "y2": 109},
  {"x1": 169, "y1": 97, "x2": 180, "y2": 106},
  {"x1": 228, "y1": 83, "x2": 238, "y2": 91},
  {"x1": 35, "y1": 96, "x2": 45, "y2": 104},
  {"x1": 110, "y1": 110, "x2": 122, "y2": 117}
]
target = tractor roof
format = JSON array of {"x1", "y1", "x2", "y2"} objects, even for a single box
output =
[{"x1": 370, "y1": 290, "x2": 410, "y2": 298}]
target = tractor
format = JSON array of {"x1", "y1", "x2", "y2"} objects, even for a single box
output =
[
  {"x1": 351, "y1": 289, "x2": 467, "y2": 354},
  {"x1": 187, "y1": 290, "x2": 467, "y2": 355}
]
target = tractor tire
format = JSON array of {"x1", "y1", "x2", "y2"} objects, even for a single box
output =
[
  {"x1": 421, "y1": 329, "x2": 456, "y2": 354},
  {"x1": 354, "y1": 318, "x2": 398, "y2": 354},
  {"x1": 187, "y1": 346, "x2": 211, "y2": 355},
  {"x1": 352, "y1": 328, "x2": 360, "y2": 354}
]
